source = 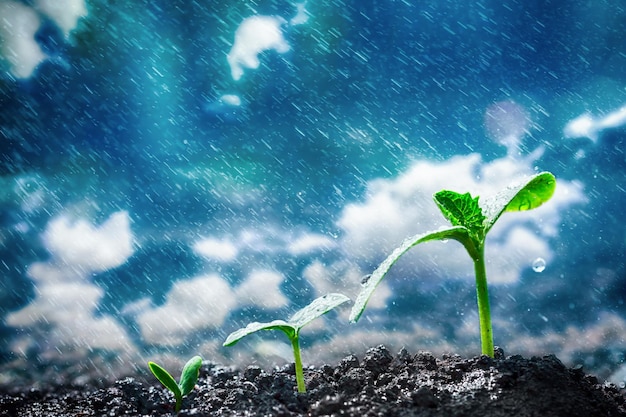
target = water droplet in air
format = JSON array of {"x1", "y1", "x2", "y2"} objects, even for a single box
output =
[{"x1": 532, "y1": 257, "x2": 546, "y2": 273}]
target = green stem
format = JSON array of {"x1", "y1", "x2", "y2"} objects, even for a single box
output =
[
  {"x1": 174, "y1": 393, "x2": 182, "y2": 413},
  {"x1": 473, "y1": 244, "x2": 494, "y2": 357},
  {"x1": 290, "y1": 334, "x2": 306, "y2": 393}
]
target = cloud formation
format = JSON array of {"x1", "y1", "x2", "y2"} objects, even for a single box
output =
[
  {"x1": 43, "y1": 211, "x2": 134, "y2": 272},
  {"x1": 6, "y1": 211, "x2": 136, "y2": 359},
  {"x1": 135, "y1": 269, "x2": 289, "y2": 346},
  {"x1": 0, "y1": 1, "x2": 46, "y2": 78},
  {"x1": 227, "y1": 15, "x2": 290, "y2": 81},
  {"x1": 0, "y1": 0, "x2": 87, "y2": 78},
  {"x1": 193, "y1": 237, "x2": 239, "y2": 262},
  {"x1": 563, "y1": 104, "x2": 626, "y2": 143},
  {"x1": 34, "y1": 0, "x2": 87, "y2": 39},
  {"x1": 136, "y1": 274, "x2": 237, "y2": 346}
]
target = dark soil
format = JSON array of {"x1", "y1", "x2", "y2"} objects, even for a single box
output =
[{"x1": 1, "y1": 345, "x2": 625, "y2": 416}]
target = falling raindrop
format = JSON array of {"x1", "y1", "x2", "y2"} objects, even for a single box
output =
[{"x1": 532, "y1": 257, "x2": 546, "y2": 273}]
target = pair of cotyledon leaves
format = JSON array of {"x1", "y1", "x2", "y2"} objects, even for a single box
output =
[{"x1": 148, "y1": 355, "x2": 203, "y2": 413}]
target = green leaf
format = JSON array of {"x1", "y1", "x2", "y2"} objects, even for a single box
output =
[
  {"x1": 223, "y1": 320, "x2": 296, "y2": 346},
  {"x1": 223, "y1": 294, "x2": 350, "y2": 347},
  {"x1": 434, "y1": 191, "x2": 486, "y2": 241},
  {"x1": 481, "y1": 172, "x2": 556, "y2": 233},
  {"x1": 349, "y1": 226, "x2": 470, "y2": 323},
  {"x1": 289, "y1": 293, "x2": 351, "y2": 329},
  {"x1": 505, "y1": 172, "x2": 556, "y2": 212},
  {"x1": 148, "y1": 361, "x2": 181, "y2": 398},
  {"x1": 179, "y1": 355, "x2": 203, "y2": 396}
]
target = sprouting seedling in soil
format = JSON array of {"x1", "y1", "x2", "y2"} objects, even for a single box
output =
[
  {"x1": 223, "y1": 293, "x2": 350, "y2": 393},
  {"x1": 148, "y1": 355, "x2": 203, "y2": 413},
  {"x1": 349, "y1": 172, "x2": 557, "y2": 358}
]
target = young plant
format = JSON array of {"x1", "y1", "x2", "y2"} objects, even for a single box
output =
[
  {"x1": 349, "y1": 172, "x2": 557, "y2": 358},
  {"x1": 148, "y1": 355, "x2": 203, "y2": 413},
  {"x1": 223, "y1": 293, "x2": 350, "y2": 393}
]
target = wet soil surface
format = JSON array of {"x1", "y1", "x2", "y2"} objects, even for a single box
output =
[{"x1": 1, "y1": 345, "x2": 625, "y2": 416}]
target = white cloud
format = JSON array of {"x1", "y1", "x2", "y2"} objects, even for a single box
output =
[
  {"x1": 193, "y1": 237, "x2": 239, "y2": 262},
  {"x1": 337, "y1": 154, "x2": 585, "y2": 286},
  {"x1": 251, "y1": 340, "x2": 294, "y2": 362},
  {"x1": 0, "y1": 1, "x2": 46, "y2": 78},
  {"x1": 43, "y1": 211, "x2": 134, "y2": 273},
  {"x1": 287, "y1": 232, "x2": 336, "y2": 256},
  {"x1": 34, "y1": 0, "x2": 87, "y2": 39},
  {"x1": 563, "y1": 114, "x2": 596, "y2": 141},
  {"x1": 136, "y1": 274, "x2": 237, "y2": 346},
  {"x1": 5, "y1": 211, "x2": 137, "y2": 359},
  {"x1": 235, "y1": 270, "x2": 288, "y2": 309},
  {"x1": 136, "y1": 269, "x2": 289, "y2": 346},
  {"x1": 303, "y1": 260, "x2": 344, "y2": 297},
  {"x1": 227, "y1": 15, "x2": 290, "y2": 81},
  {"x1": 6, "y1": 282, "x2": 136, "y2": 357},
  {"x1": 7, "y1": 282, "x2": 102, "y2": 327},
  {"x1": 563, "y1": 104, "x2": 626, "y2": 142},
  {"x1": 337, "y1": 154, "x2": 482, "y2": 262},
  {"x1": 290, "y1": 2, "x2": 310, "y2": 25},
  {"x1": 26, "y1": 261, "x2": 85, "y2": 284},
  {"x1": 0, "y1": 0, "x2": 87, "y2": 78},
  {"x1": 220, "y1": 94, "x2": 242, "y2": 106}
]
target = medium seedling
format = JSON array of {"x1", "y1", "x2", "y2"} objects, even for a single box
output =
[
  {"x1": 223, "y1": 293, "x2": 350, "y2": 393},
  {"x1": 349, "y1": 172, "x2": 556, "y2": 358},
  {"x1": 148, "y1": 355, "x2": 203, "y2": 413}
]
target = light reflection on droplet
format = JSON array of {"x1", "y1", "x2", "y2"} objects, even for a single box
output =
[{"x1": 532, "y1": 257, "x2": 546, "y2": 273}]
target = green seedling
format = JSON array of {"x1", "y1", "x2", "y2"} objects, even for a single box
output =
[
  {"x1": 223, "y1": 293, "x2": 350, "y2": 393},
  {"x1": 349, "y1": 172, "x2": 556, "y2": 358},
  {"x1": 148, "y1": 355, "x2": 203, "y2": 413}
]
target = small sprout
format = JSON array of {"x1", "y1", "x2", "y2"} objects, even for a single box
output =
[
  {"x1": 349, "y1": 172, "x2": 557, "y2": 358},
  {"x1": 148, "y1": 355, "x2": 203, "y2": 413},
  {"x1": 223, "y1": 293, "x2": 350, "y2": 393}
]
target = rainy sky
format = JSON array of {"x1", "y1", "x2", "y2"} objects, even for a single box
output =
[{"x1": 1, "y1": 0, "x2": 626, "y2": 382}]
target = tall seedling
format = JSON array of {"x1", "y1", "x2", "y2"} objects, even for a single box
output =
[{"x1": 349, "y1": 172, "x2": 556, "y2": 357}]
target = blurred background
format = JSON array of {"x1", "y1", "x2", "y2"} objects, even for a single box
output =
[{"x1": 1, "y1": 0, "x2": 625, "y2": 386}]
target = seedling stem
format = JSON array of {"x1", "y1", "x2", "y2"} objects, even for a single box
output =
[
  {"x1": 473, "y1": 244, "x2": 493, "y2": 356},
  {"x1": 290, "y1": 334, "x2": 306, "y2": 393}
]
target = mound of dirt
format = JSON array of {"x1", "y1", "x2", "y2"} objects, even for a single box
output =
[{"x1": 1, "y1": 346, "x2": 625, "y2": 416}]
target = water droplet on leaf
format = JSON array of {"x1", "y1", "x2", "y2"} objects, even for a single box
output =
[{"x1": 360, "y1": 274, "x2": 372, "y2": 286}]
